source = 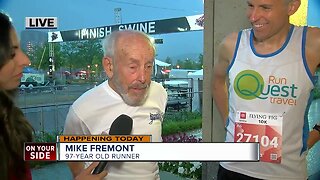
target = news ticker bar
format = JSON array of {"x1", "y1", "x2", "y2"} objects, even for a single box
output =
[
  {"x1": 58, "y1": 143, "x2": 259, "y2": 161},
  {"x1": 58, "y1": 135, "x2": 152, "y2": 142},
  {"x1": 24, "y1": 135, "x2": 259, "y2": 162}
]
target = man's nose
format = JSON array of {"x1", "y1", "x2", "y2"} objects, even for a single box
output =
[
  {"x1": 137, "y1": 68, "x2": 147, "y2": 83},
  {"x1": 248, "y1": 8, "x2": 260, "y2": 22}
]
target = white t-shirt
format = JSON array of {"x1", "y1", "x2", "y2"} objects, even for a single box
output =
[{"x1": 64, "y1": 80, "x2": 167, "y2": 180}]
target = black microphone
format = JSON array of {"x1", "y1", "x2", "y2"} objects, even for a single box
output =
[{"x1": 92, "y1": 114, "x2": 133, "y2": 174}]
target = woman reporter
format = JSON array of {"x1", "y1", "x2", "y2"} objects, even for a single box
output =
[
  {"x1": 0, "y1": 11, "x2": 33, "y2": 180},
  {"x1": 0, "y1": 12, "x2": 106, "y2": 180}
]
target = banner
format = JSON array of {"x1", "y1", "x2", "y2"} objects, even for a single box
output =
[
  {"x1": 24, "y1": 135, "x2": 259, "y2": 162},
  {"x1": 58, "y1": 142, "x2": 259, "y2": 161},
  {"x1": 48, "y1": 14, "x2": 204, "y2": 43}
]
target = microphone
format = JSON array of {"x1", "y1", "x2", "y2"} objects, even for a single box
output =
[{"x1": 92, "y1": 114, "x2": 133, "y2": 174}]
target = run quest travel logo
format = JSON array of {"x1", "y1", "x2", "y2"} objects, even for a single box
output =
[{"x1": 234, "y1": 70, "x2": 298, "y2": 106}]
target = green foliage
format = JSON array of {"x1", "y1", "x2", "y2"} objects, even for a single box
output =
[
  {"x1": 164, "y1": 111, "x2": 201, "y2": 122},
  {"x1": 60, "y1": 40, "x2": 103, "y2": 70},
  {"x1": 31, "y1": 43, "x2": 64, "y2": 70},
  {"x1": 162, "y1": 111, "x2": 202, "y2": 136},
  {"x1": 162, "y1": 118, "x2": 202, "y2": 136},
  {"x1": 30, "y1": 40, "x2": 103, "y2": 74},
  {"x1": 34, "y1": 130, "x2": 62, "y2": 143},
  {"x1": 173, "y1": 53, "x2": 203, "y2": 70}
]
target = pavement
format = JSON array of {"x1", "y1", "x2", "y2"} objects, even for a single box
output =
[{"x1": 31, "y1": 162, "x2": 186, "y2": 180}]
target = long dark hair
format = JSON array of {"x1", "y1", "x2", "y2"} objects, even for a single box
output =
[{"x1": 0, "y1": 12, "x2": 33, "y2": 180}]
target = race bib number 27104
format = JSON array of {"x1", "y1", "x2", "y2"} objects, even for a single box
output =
[{"x1": 234, "y1": 111, "x2": 283, "y2": 163}]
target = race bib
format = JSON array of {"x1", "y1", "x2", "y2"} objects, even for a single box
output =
[{"x1": 234, "y1": 111, "x2": 283, "y2": 163}]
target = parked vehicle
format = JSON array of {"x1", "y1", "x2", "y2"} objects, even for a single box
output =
[{"x1": 20, "y1": 73, "x2": 45, "y2": 89}]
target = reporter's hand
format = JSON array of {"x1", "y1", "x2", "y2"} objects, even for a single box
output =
[{"x1": 75, "y1": 162, "x2": 107, "y2": 180}]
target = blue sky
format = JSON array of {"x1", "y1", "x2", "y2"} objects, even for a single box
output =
[
  {"x1": 308, "y1": 0, "x2": 320, "y2": 27},
  {"x1": 1, "y1": 0, "x2": 204, "y2": 60}
]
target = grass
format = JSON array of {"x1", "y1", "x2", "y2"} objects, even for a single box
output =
[
  {"x1": 162, "y1": 118, "x2": 202, "y2": 136},
  {"x1": 162, "y1": 111, "x2": 202, "y2": 136}
]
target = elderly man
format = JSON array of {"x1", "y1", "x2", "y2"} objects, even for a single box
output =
[{"x1": 64, "y1": 30, "x2": 167, "y2": 180}]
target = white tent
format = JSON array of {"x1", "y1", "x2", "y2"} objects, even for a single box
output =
[
  {"x1": 188, "y1": 69, "x2": 203, "y2": 80},
  {"x1": 154, "y1": 59, "x2": 171, "y2": 77},
  {"x1": 155, "y1": 59, "x2": 171, "y2": 66}
]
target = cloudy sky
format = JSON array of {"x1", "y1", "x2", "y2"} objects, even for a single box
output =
[{"x1": 1, "y1": 0, "x2": 204, "y2": 60}]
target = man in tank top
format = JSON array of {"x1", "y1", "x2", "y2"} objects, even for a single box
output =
[{"x1": 212, "y1": 0, "x2": 320, "y2": 179}]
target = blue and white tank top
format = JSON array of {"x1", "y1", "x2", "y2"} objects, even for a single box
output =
[{"x1": 221, "y1": 26, "x2": 314, "y2": 180}]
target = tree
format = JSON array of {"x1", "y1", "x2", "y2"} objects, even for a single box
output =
[
  {"x1": 182, "y1": 58, "x2": 195, "y2": 69},
  {"x1": 165, "y1": 56, "x2": 172, "y2": 64},
  {"x1": 30, "y1": 39, "x2": 104, "y2": 77},
  {"x1": 59, "y1": 39, "x2": 103, "y2": 72},
  {"x1": 176, "y1": 59, "x2": 183, "y2": 69},
  {"x1": 173, "y1": 56, "x2": 202, "y2": 70},
  {"x1": 59, "y1": 41, "x2": 82, "y2": 72},
  {"x1": 31, "y1": 42, "x2": 64, "y2": 71}
]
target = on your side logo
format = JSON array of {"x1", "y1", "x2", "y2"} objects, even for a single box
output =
[
  {"x1": 233, "y1": 70, "x2": 298, "y2": 106},
  {"x1": 234, "y1": 70, "x2": 267, "y2": 100}
]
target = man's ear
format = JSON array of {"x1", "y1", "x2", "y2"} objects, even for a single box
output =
[
  {"x1": 288, "y1": 0, "x2": 301, "y2": 16},
  {"x1": 103, "y1": 57, "x2": 114, "y2": 79}
]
